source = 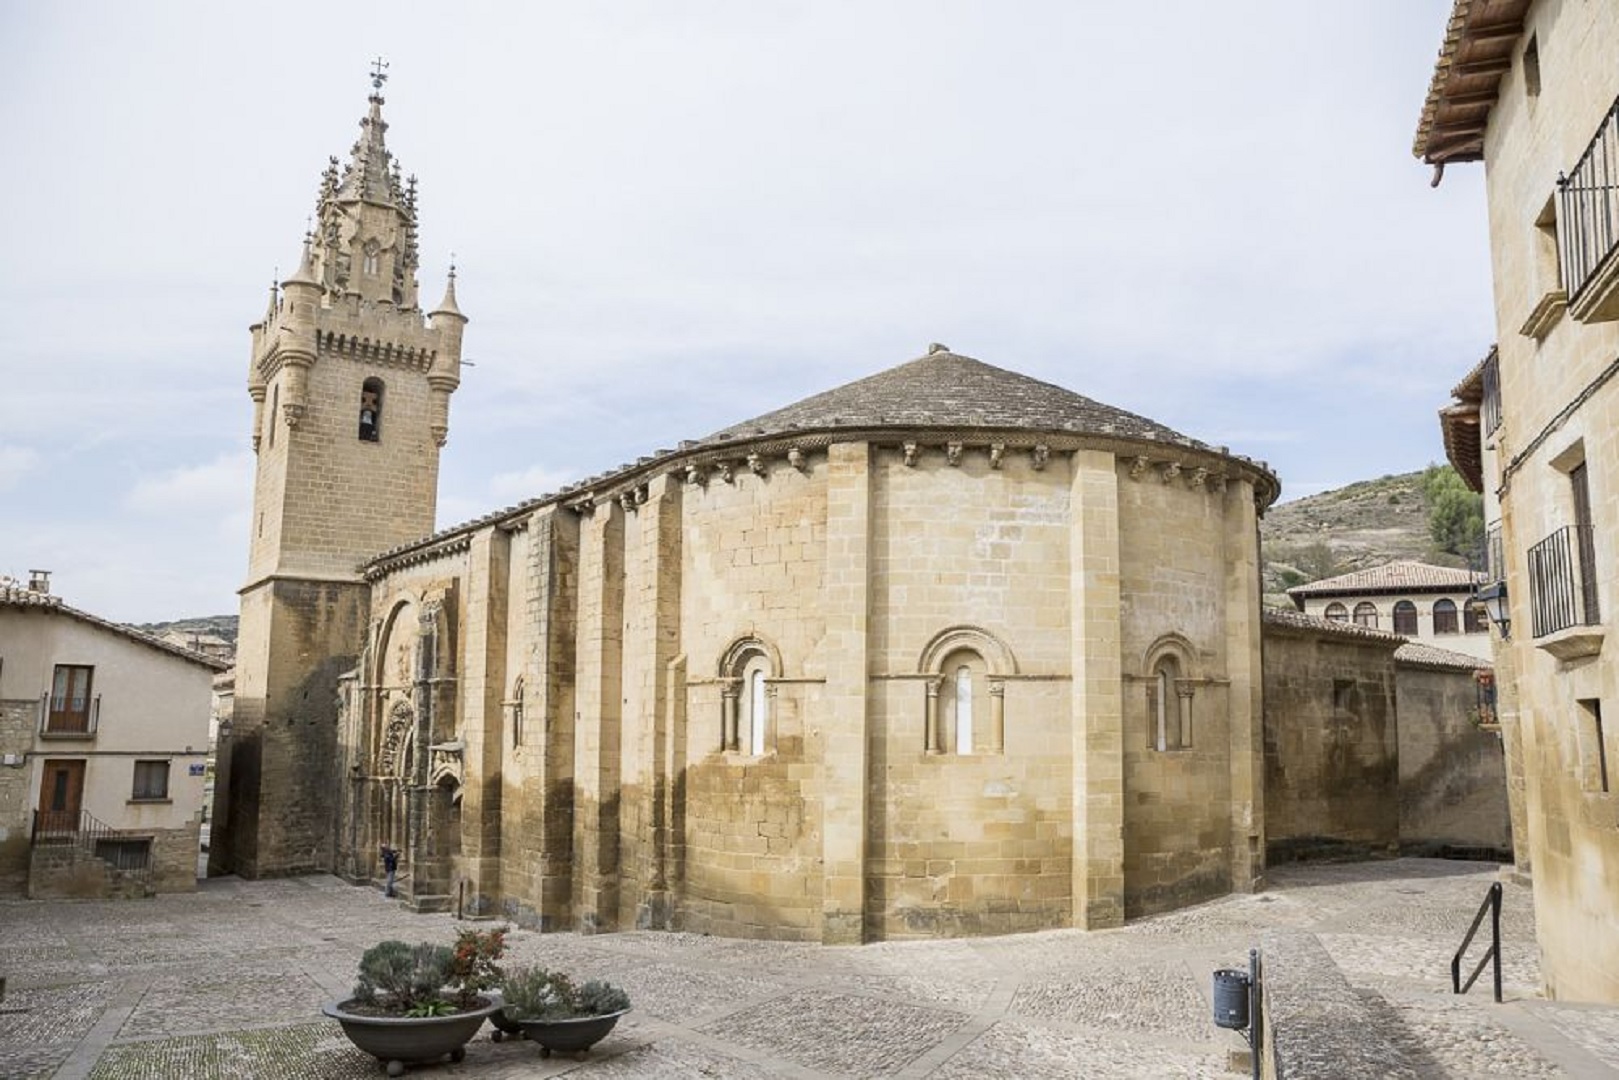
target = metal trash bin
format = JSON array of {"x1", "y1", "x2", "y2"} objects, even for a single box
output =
[{"x1": 1212, "y1": 968, "x2": 1251, "y2": 1031}]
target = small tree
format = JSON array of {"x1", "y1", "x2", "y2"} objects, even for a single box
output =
[{"x1": 1421, "y1": 464, "x2": 1484, "y2": 558}]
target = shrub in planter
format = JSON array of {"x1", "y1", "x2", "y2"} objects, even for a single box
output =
[
  {"x1": 499, "y1": 966, "x2": 632, "y2": 1059},
  {"x1": 322, "y1": 932, "x2": 510, "y2": 1075}
]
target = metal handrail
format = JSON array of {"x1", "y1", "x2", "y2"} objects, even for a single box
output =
[
  {"x1": 1451, "y1": 882, "x2": 1502, "y2": 1003},
  {"x1": 30, "y1": 808, "x2": 154, "y2": 887}
]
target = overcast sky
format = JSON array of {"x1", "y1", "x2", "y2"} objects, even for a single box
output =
[{"x1": 0, "y1": 1, "x2": 1491, "y2": 623}]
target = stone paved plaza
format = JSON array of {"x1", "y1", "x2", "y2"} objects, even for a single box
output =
[{"x1": 3, "y1": 859, "x2": 1619, "y2": 1078}]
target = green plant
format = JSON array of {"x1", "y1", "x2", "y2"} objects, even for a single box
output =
[
  {"x1": 404, "y1": 999, "x2": 458, "y2": 1018},
  {"x1": 352, "y1": 941, "x2": 456, "y2": 1014},
  {"x1": 1421, "y1": 463, "x2": 1484, "y2": 558},
  {"x1": 448, "y1": 925, "x2": 509, "y2": 1007},
  {"x1": 575, "y1": 979, "x2": 632, "y2": 1017},
  {"x1": 500, "y1": 966, "x2": 630, "y2": 1021}
]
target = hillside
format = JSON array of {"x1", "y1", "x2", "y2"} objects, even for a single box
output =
[
  {"x1": 1260, "y1": 469, "x2": 1469, "y2": 606},
  {"x1": 132, "y1": 614, "x2": 239, "y2": 646}
]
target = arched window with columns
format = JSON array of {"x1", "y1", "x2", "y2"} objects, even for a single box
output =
[
  {"x1": 1143, "y1": 635, "x2": 1195, "y2": 751},
  {"x1": 719, "y1": 636, "x2": 780, "y2": 756},
  {"x1": 918, "y1": 626, "x2": 1014, "y2": 755}
]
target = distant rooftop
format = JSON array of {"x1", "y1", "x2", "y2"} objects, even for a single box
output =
[
  {"x1": 1287, "y1": 560, "x2": 1483, "y2": 600},
  {"x1": 1394, "y1": 641, "x2": 1491, "y2": 672},
  {"x1": 1262, "y1": 607, "x2": 1405, "y2": 647}
]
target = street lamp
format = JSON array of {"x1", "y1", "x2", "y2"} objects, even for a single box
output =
[{"x1": 1476, "y1": 581, "x2": 1511, "y2": 639}]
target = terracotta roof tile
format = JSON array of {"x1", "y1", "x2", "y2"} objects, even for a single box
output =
[
  {"x1": 1262, "y1": 607, "x2": 1405, "y2": 646},
  {"x1": 1287, "y1": 560, "x2": 1483, "y2": 599},
  {"x1": 1394, "y1": 641, "x2": 1492, "y2": 672}
]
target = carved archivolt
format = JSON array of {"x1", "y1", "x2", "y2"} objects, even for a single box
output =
[
  {"x1": 718, "y1": 634, "x2": 783, "y2": 679},
  {"x1": 378, "y1": 699, "x2": 414, "y2": 777},
  {"x1": 1141, "y1": 632, "x2": 1198, "y2": 680},
  {"x1": 918, "y1": 625, "x2": 1017, "y2": 676}
]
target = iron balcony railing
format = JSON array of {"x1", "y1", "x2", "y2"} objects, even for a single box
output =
[
  {"x1": 1527, "y1": 524, "x2": 1601, "y2": 638},
  {"x1": 1558, "y1": 93, "x2": 1619, "y2": 304},
  {"x1": 1485, "y1": 521, "x2": 1505, "y2": 583},
  {"x1": 1481, "y1": 349, "x2": 1502, "y2": 437},
  {"x1": 37, "y1": 692, "x2": 99, "y2": 737}
]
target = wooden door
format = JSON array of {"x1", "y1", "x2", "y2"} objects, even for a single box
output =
[{"x1": 37, "y1": 759, "x2": 85, "y2": 834}]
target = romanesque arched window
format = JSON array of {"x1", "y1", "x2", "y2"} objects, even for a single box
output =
[
  {"x1": 1392, "y1": 600, "x2": 1418, "y2": 636},
  {"x1": 936, "y1": 649, "x2": 989, "y2": 755},
  {"x1": 1143, "y1": 635, "x2": 1195, "y2": 752},
  {"x1": 1353, "y1": 602, "x2": 1379, "y2": 629},
  {"x1": 919, "y1": 626, "x2": 1013, "y2": 756},
  {"x1": 719, "y1": 637, "x2": 779, "y2": 756},
  {"x1": 1433, "y1": 598, "x2": 1459, "y2": 634},
  {"x1": 1324, "y1": 602, "x2": 1349, "y2": 623},
  {"x1": 359, "y1": 377, "x2": 384, "y2": 442}
]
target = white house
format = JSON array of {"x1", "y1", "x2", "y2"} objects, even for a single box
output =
[
  {"x1": 0, "y1": 575, "x2": 228, "y2": 896},
  {"x1": 1287, "y1": 560, "x2": 1491, "y2": 661}
]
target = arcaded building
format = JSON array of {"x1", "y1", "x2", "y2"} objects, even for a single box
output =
[
  {"x1": 211, "y1": 78, "x2": 1286, "y2": 942},
  {"x1": 1420, "y1": 0, "x2": 1619, "y2": 1001}
]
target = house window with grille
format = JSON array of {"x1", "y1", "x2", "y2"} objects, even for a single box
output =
[
  {"x1": 131, "y1": 760, "x2": 170, "y2": 801},
  {"x1": 1353, "y1": 602, "x2": 1379, "y2": 629},
  {"x1": 1323, "y1": 602, "x2": 1349, "y2": 623},
  {"x1": 1433, "y1": 599, "x2": 1460, "y2": 634},
  {"x1": 1392, "y1": 601, "x2": 1418, "y2": 636}
]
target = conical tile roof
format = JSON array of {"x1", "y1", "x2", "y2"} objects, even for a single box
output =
[{"x1": 696, "y1": 346, "x2": 1193, "y2": 448}]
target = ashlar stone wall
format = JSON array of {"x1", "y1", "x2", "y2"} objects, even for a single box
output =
[{"x1": 1263, "y1": 627, "x2": 1401, "y2": 862}]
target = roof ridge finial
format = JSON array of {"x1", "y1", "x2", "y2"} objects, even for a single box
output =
[{"x1": 369, "y1": 55, "x2": 390, "y2": 97}]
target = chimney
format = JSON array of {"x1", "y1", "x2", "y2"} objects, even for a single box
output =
[{"x1": 27, "y1": 569, "x2": 50, "y2": 594}]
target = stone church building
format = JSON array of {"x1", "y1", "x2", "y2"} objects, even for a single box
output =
[{"x1": 212, "y1": 79, "x2": 1483, "y2": 944}]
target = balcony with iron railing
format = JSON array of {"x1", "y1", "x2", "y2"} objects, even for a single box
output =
[
  {"x1": 38, "y1": 691, "x2": 100, "y2": 738},
  {"x1": 1485, "y1": 521, "x2": 1505, "y2": 583},
  {"x1": 1527, "y1": 525, "x2": 1603, "y2": 658},
  {"x1": 1480, "y1": 350, "x2": 1502, "y2": 438},
  {"x1": 1558, "y1": 92, "x2": 1619, "y2": 323}
]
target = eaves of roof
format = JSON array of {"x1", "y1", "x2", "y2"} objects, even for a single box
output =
[
  {"x1": 1413, "y1": 0, "x2": 1530, "y2": 168},
  {"x1": 0, "y1": 587, "x2": 231, "y2": 673}
]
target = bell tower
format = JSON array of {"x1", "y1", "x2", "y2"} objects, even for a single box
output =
[{"x1": 213, "y1": 63, "x2": 466, "y2": 879}]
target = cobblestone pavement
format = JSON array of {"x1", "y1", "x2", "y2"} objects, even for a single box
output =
[{"x1": 2, "y1": 859, "x2": 1616, "y2": 1078}]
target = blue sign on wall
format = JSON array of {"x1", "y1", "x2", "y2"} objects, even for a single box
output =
[{"x1": 188, "y1": 763, "x2": 207, "y2": 776}]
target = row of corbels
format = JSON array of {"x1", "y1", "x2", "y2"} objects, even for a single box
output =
[
  {"x1": 902, "y1": 441, "x2": 1051, "y2": 470},
  {"x1": 1129, "y1": 456, "x2": 1227, "y2": 492}
]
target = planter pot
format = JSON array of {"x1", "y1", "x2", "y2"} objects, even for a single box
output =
[
  {"x1": 514, "y1": 1007, "x2": 631, "y2": 1059},
  {"x1": 322, "y1": 996, "x2": 501, "y2": 1077},
  {"x1": 487, "y1": 1005, "x2": 526, "y2": 1042}
]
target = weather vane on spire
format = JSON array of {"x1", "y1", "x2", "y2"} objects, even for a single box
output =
[{"x1": 369, "y1": 56, "x2": 390, "y2": 92}]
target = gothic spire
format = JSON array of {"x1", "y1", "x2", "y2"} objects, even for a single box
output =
[
  {"x1": 337, "y1": 59, "x2": 397, "y2": 206},
  {"x1": 432, "y1": 261, "x2": 464, "y2": 320}
]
